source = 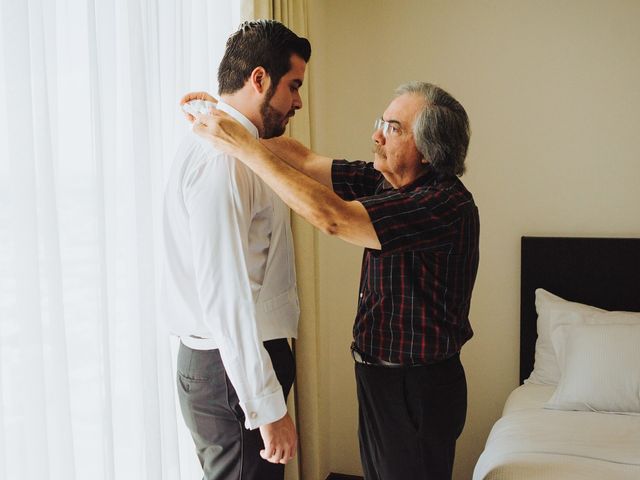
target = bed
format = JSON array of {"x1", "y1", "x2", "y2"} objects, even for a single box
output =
[{"x1": 473, "y1": 236, "x2": 640, "y2": 480}]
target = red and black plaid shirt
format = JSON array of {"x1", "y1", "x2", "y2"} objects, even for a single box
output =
[{"x1": 332, "y1": 160, "x2": 480, "y2": 365}]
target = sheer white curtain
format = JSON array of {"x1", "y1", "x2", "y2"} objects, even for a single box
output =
[{"x1": 0, "y1": 1, "x2": 239, "y2": 479}]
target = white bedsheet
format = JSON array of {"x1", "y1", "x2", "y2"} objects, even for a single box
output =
[{"x1": 473, "y1": 383, "x2": 640, "y2": 480}]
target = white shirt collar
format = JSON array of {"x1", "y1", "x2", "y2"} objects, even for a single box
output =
[{"x1": 216, "y1": 100, "x2": 259, "y2": 139}]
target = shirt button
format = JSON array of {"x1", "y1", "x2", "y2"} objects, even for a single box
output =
[
  {"x1": 359, "y1": 293, "x2": 363, "y2": 298},
  {"x1": 250, "y1": 412, "x2": 257, "y2": 419}
]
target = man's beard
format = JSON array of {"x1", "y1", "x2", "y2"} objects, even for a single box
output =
[{"x1": 260, "y1": 88, "x2": 293, "y2": 139}]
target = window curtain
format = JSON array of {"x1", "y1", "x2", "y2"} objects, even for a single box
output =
[
  {"x1": 0, "y1": 1, "x2": 239, "y2": 479},
  {"x1": 240, "y1": 2, "x2": 319, "y2": 480}
]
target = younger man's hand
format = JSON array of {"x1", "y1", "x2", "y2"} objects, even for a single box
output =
[{"x1": 258, "y1": 413, "x2": 297, "y2": 464}]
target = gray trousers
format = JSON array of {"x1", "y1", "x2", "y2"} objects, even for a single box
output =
[{"x1": 177, "y1": 339, "x2": 295, "y2": 480}]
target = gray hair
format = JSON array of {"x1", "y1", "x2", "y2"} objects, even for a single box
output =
[{"x1": 395, "y1": 82, "x2": 470, "y2": 177}]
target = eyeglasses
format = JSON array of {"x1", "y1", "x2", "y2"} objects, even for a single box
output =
[{"x1": 373, "y1": 118, "x2": 402, "y2": 138}]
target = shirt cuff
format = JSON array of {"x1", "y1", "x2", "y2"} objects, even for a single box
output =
[{"x1": 240, "y1": 387, "x2": 287, "y2": 430}]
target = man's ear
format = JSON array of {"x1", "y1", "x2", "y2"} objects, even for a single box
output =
[{"x1": 249, "y1": 66, "x2": 270, "y2": 94}]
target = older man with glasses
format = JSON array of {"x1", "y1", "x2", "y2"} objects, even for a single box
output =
[{"x1": 187, "y1": 81, "x2": 479, "y2": 480}]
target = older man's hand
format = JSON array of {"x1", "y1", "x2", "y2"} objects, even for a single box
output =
[
  {"x1": 192, "y1": 108, "x2": 259, "y2": 160},
  {"x1": 179, "y1": 91, "x2": 216, "y2": 122}
]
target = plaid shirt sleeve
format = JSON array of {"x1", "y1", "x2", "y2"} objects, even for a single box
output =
[
  {"x1": 359, "y1": 179, "x2": 477, "y2": 256},
  {"x1": 331, "y1": 159, "x2": 383, "y2": 200}
]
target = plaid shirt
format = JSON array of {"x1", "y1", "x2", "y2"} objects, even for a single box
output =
[{"x1": 332, "y1": 160, "x2": 480, "y2": 364}]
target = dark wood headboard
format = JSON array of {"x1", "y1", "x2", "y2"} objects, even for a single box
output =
[{"x1": 520, "y1": 236, "x2": 640, "y2": 384}]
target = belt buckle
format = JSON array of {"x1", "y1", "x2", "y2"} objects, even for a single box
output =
[
  {"x1": 351, "y1": 348, "x2": 403, "y2": 367},
  {"x1": 352, "y1": 347, "x2": 379, "y2": 365}
]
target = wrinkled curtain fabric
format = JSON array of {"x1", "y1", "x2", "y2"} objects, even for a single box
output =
[{"x1": 0, "y1": 1, "x2": 238, "y2": 479}]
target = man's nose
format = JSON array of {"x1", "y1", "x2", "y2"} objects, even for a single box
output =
[
  {"x1": 372, "y1": 128, "x2": 385, "y2": 145},
  {"x1": 293, "y1": 91, "x2": 302, "y2": 110}
]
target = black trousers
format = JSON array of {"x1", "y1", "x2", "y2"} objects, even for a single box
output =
[
  {"x1": 355, "y1": 354, "x2": 467, "y2": 480},
  {"x1": 177, "y1": 339, "x2": 295, "y2": 480}
]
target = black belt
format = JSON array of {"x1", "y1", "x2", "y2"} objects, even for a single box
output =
[
  {"x1": 351, "y1": 346, "x2": 421, "y2": 368},
  {"x1": 351, "y1": 345, "x2": 459, "y2": 368}
]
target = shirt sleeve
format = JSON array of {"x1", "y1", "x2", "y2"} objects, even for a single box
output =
[
  {"x1": 359, "y1": 184, "x2": 476, "y2": 256},
  {"x1": 184, "y1": 149, "x2": 286, "y2": 430},
  {"x1": 331, "y1": 159, "x2": 383, "y2": 200}
]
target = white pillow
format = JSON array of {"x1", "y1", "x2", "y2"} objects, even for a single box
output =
[
  {"x1": 526, "y1": 289, "x2": 640, "y2": 385},
  {"x1": 545, "y1": 324, "x2": 640, "y2": 414},
  {"x1": 527, "y1": 289, "x2": 602, "y2": 385}
]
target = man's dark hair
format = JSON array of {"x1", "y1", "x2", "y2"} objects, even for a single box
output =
[
  {"x1": 396, "y1": 82, "x2": 471, "y2": 177},
  {"x1": 217, "y1": 20, "x2": 311, "y2": 96}
]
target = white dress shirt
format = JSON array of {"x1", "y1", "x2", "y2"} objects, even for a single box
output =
[{"x1": 161, "y1": 101, "x2": 299, "y2": 429}]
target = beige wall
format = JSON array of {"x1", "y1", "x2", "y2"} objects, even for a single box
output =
[{"x1": 301, "y1": 0, "x2": 640, "y2": 478}]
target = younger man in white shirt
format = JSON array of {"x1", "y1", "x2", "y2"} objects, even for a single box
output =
[{"x1": 161, "y1": 20, "x2": 310, "y2": 480}]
